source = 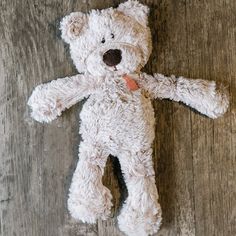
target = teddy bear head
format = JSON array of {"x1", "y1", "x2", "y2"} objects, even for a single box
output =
[{"x1": 60, "y1": 0, "x2": 152, "y2": 77}]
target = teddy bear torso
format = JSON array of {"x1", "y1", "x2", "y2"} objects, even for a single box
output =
[{"x1": 79, "y1": 75, "x2": 155, "y2": 155}]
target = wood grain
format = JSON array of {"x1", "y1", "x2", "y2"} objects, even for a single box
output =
[{"x1": 0, "y1": 0, "x2": 235, "y2": 235}]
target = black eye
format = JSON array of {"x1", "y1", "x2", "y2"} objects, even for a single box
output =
[
  {"x1": 111, "y1": 33, "x2": 115, "y2": 39},
  {"x1": 101, "y1": 37, "x2": 105, "y2": 43}
]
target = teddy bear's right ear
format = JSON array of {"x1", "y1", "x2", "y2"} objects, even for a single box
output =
[
  {"x1": 117, "y1": 0, "x2": 149, "y2": 26},
  {"x1": 60, "y1": 12, "x2": 87, "y2": 44}
]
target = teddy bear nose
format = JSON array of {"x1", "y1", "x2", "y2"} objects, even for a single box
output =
[{"x1": 103, "y1": 49, "x2": 122, "y2": 67}]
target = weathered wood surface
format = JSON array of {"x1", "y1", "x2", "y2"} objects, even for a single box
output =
[{"x1": 0, "y1": 0, "x2": 235, "y2": 235}]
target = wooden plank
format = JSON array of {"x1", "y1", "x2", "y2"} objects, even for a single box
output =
[
  {"x1": 146, "y1": 0, "x2": 196, "y2": 235},
  {"x1": 0, "y1": 0, "x2": 235, "y2": 236},
  {"x1": 184, "y1": 1, "x2": 236, "y2": 236}
]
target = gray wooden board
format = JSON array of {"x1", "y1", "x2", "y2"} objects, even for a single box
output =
[{"x1": 0, "y1": 0, "x2": 235, "y2": 235}]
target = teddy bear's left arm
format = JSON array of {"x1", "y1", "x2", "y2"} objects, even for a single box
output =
[
  {"x1": 28, "y1": 74, "x2": 100, "y2": 123},
  {"x1": 138, "y1": 73, "x2": 229, "y2": 118}
]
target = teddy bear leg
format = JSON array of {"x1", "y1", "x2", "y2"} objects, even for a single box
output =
[
  {"x1": 117, "y1": 148, "x2": 162, "y2": 236},
  {"x1": 67, "y1": 141, "x2": 112, "y2": 223}
]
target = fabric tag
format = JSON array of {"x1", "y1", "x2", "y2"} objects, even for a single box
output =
[{"x1": 122, "y1": 75, "x2": 139, "y2": 91}]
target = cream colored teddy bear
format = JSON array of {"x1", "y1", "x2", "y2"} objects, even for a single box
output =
[{"x1": 28, "y1": 1, "x2": 229, "y2": 235}]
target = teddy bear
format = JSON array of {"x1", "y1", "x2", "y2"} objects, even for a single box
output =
[{"x1": 27, "y1": 1, "x2": 229, "y2": 235}]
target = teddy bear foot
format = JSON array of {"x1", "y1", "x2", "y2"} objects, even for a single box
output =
[
  {"x1": 68, "y1": 185, "x2": 113, "y2": 224},
  {"x1": 117, "y1": 198, "x2": 162, "y2": 236}
]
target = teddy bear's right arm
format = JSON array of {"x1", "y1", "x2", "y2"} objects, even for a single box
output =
[
  {"x1": 28, "y1": 74, "x2": 99, "y2": 123},
  {"x1": 138, "y1": 73, "x2": 229, "y2": 118}
]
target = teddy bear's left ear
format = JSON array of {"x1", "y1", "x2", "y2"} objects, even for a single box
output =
[
  {"x1": 117, "y1": 0, "x2": 149, "y2": 26},
  {"x1": 60, "y1": 12, "x2": 87, "y2": 44}
]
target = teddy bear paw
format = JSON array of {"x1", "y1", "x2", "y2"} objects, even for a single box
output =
[
  {"x1": 68, "y1": 185, "x2": 113, "y2": 224},
  {"x1": 28, "y1": 85, "x2": 63, "y2": 123},
  {"x1": 117, "y1": 199, "x2": 162, "y2": 236}
]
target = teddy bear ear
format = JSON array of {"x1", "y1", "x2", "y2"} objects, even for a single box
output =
[
  {"x1": 117, "y1": 0, "x2": 149, "y2": 26},
  {"x1": 60, "y1": 12, "x2": 87, "y2": 44}
]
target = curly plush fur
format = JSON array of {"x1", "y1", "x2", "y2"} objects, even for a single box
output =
[{"x1": 27, "y1": 1, "x2": 229, "y2": 235}]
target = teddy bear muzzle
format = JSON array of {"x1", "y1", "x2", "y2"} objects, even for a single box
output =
[{"x1": 103, "y1": 49, "x2": 122, "y2": 67}]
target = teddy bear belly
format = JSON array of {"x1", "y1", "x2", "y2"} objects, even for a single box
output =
[{"x1": 79, "y1": 94, "x2": 155, "y2": 151}]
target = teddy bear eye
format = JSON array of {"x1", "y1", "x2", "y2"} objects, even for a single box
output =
[
  {"x1": 101, "y1": 37, "x2": 105, "y2": 44},
  {"x1": 111, "y1": 33, "x2": 115, "y2": 39}
]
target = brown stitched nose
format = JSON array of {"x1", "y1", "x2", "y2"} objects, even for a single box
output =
[{"x1": 103, "y1": 49, "x2": 122, "y2": 67}]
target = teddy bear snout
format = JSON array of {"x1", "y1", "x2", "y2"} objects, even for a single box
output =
[{"x1": 103, "y1": 49, "x2": 122, "y2": 67}]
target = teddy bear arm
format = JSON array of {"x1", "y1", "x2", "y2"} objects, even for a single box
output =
[
  {"x1": 140, "y1": 73, "x2": 229, "y2": 118},
  {"x1": 28, "y1": 74, "x2": 98, "y2": 123},
  {"x1": 139, "y1": 73, "x2": 177, "y2": 100},
  {"x1": 172, "y1": 76, "x2": 229, "y2": 118}
]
